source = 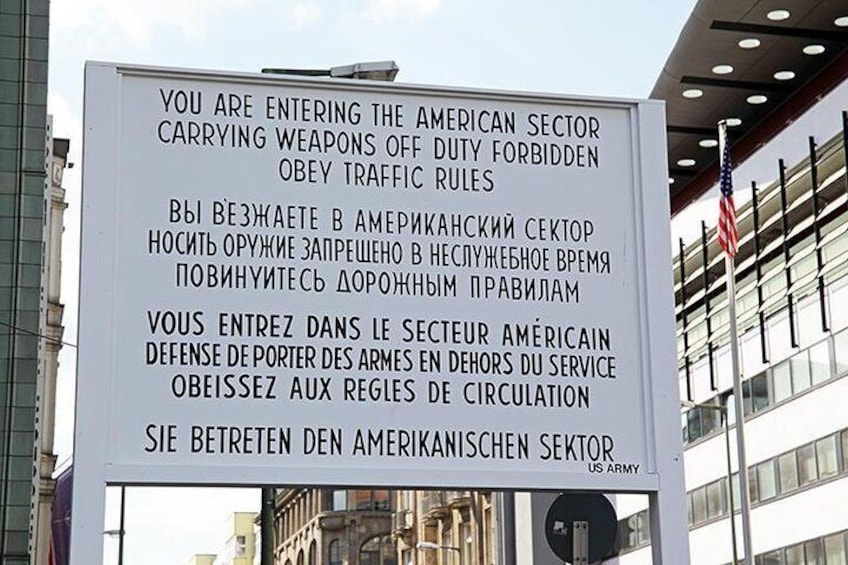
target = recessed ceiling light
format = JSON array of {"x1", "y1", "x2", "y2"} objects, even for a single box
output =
[
  {"x1": 747, "y1": 95, "x2": 768, "y2": 104},
  {"x1": 682, "y1": 89, "x2": 703, "y2": 99},
  {"x1": 699, "y1": 139, "x2": 718, "y2": 148},
  {"x1": 767, "y1": 9, "x2": 790, "y2": 21},
  {"x1": 712, "y1": 65, "x2": 734, "y2": 75},
  {"x1": 836, "y1": 16, "x2": 848, "y2": 27},
  {"x1": 738, "y1": 38, "x2": 761, "y2": 49},
  {"x1": 677, "y1": 159, "x2": 696, "y2": 167},
  {"x1": 668, "y1": 177, "x2": 675, "y2": 185},
  {"x1": 803, "y1": 44, "x2": 826, "y2": 55},
  {"x1": 774, "y1": 70, "x2": 796, "y2": 80},
  {"x1": 725, "y1": 118, "x2": 742, "y2": 127}
]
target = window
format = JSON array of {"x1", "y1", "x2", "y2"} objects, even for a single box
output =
[
  {"x1": 757, "y1": 461, "x2": 777, "y2": 501},
  {"x1": 687, "y1": 409, "x2": 703, "y2": 441},
  {"x1": 760, "y1": 551, "x2": 782, "y2": 565},
  {"x1": 750, "y1": 373, "x2": 770, "y2": 412},
  {"x1": 824, "y1": 533, "x2": 846, "y2": 565},
  {"x1": 804, "y1": 539, "x2": 824, "y2": 565},
  {"x1": 772, "y1": 360, "x2": 792, "y2": 403},
  {"x1": 790, "y1": 350, "x2": 812, "y2": 395},
  {"x1": 843, "y1": 430, "x2": 848, "y2": 471},
  {"x1": 235, "y1": 535, "x2": 247, "y2": 557},
  {"x1": 835, "y1": 329, "x2": 848, "y2": 376},
  {"x1": 329, "y1": 540, "x2": 342, "y2": 565},
  {"x1": 359, "y1": 535, "x2": 396, "y2": 565},
  {"x1": 691, "y1": 487, "x2": 707, "y2": 524},
  {"x1": 685, "y1": 493, "x2": 693, "y2": 525},
  {"x1": 778, "y1": 451, "x2": 799, "y2": 493},
  {"x1": 815, "y1": 435, "x2": 838, "y2": 478},
  {"x1": 798, "y1": 443, "x2": 818, "y2": 486},
  {"x1": 351, "y1": 490, "x2": 391, "y2": 511},
  {"x1": 309, "y1": 541, "x2": 317, "y2": 565},
  {"x1": 785, "y1": 543, "x2": 803, "y2": 565},
  {"x1": 809, "y1": 340, "x2": 830, "y2": 385},
  {"x1": 706, "y1": 480, "x2": 725, "y2": 519},
  {"x1": 333, "y1": 491, "x2": 347, "y2": 511},
  {"x1": 748, "y1": 466, "x2": 759, "y2": 504}
]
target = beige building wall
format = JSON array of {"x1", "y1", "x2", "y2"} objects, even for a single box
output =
[
  {"x1": 213, "y1": 512, "x2": 258, "y2": 565},
  {"x1": 33, "y1": 129, "x2": 69, "y2": 565},
  {"x1": 393, "y1": 491, "x2": 495, "y2": 565}
]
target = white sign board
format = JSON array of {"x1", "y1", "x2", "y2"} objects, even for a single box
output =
[{"x1": 76, "y1": 63, "x2": 683, "y2": 494}]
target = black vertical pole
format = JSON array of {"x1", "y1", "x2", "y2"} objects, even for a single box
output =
[
  {"x1": 808, "y1": 136, "x2": 829, "y2": 333},
  {"x1": 751, "y1": 181, "x2": 768, "y2": 364},
  {"x1": 262, "y1": 488, "x2": 276, "y2": 565},
  {"x1": 679, "y1": 238, "x2": 693, "y2": 401},
  {"x1": 778, "y1": 159, "x2": 798, "y2": 348},
  {"x1": 118, "y1": 486, "x2": 126, "y2": 565}
]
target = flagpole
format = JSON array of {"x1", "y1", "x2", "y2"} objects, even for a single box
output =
[
  {"x1": 719, "y1": 120, "x2": 755, "y2": 564},
  {"x1": 726, "y1": 252, "x2": 754, "y2": 564}
]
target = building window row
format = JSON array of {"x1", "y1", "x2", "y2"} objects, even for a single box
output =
[
  {"x1": 745, "y1": 527, "x2": 847, "y2": 565},
  {"x1": 682, "y1": 324, "x2": 848, "y2": 446},
  {"x1": 618, "y1": 426, "x2": 848, "y2": 555}
]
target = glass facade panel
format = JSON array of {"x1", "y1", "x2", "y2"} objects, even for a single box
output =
[
  {"x1": 816, "y1": 436, "x2": 838, "y2": 478},
  {"x1": 748, "y1": 466, "x2": 759, "y2": 504},
  {"x1": 778, "y1": 451, "x2": 799, "y2": 493},
  {"x1": 809, "y1": 340, "x2": 831, "y2": 385},
  {"x1": 691, "y1": 487, "x2": 707, "y2": 524},
  {"x1": 824, "y1": 533, "x2": 846, "y2": 565},
  {"x1": 706, "y1": 480, "x2": 724, "y2": 518},
  {"x1": 772, "y1": 360, "x2": 792, "y2": 403},
  {"x1": 751, "y1": 373, "x2": 770, "y2": 411},
  {"x1": 798, "y1": 443, "x2": 818, "y2": 486},
  {"x1": 843, "y1": 431, "x2": 848, "y2": 472},
  {"x1": 757, "y1": 460, "x2": 778, "y2": 501},
  {"x1": 688, "y1": 409, "x2": 702, "y2": 441},
  {"x1": 790, "y1": 351, "x2": 812, "y2": 394},
  {"x1": 731, "y1": 473, "x2": 741, "y2": 512},
  {"x1": 836, "y1": 329, "x2": 848, "y2": 376},
  {"x1": 785, "y1": 544, "x2": 803, "y2": 565},
  {"x1": 805, "y1": 539, "x2": 824, "y2": 565}
]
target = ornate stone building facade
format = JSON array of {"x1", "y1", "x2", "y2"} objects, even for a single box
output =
[{"x1": 274, "y1": 489, "x2": 394, "y2": 565}]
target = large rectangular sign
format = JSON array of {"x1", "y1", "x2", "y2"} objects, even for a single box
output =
[{"x1": 76, "y1": 62, "x2": 680, "y2": 493}]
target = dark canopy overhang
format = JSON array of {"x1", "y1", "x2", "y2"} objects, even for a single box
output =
[{"x1": 652, "y1": 0, "x2": 848, "y2": 215}]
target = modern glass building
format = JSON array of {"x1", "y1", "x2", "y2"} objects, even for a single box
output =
[
  {"x1": 609, "y1": 1, "x2": 848, "y2": 563},
  {"x1": 0, "y1": 0, "x2": 56, "y2": 563}
]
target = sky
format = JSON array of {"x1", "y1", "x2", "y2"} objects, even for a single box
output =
[{"x1": 46, "y1": 0, "x2": 698, "y2": 562}]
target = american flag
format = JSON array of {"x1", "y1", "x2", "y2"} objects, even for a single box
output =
[{"x1": 718, "y1": 124, "x2": 737, "y2": 257}]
